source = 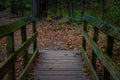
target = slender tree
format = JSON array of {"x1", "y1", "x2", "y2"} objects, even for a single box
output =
[
  {"x1": 66, "y1": 0, "x2": 71, "y2": 17},
  {"x1": 80, "y1": 0, "x2": 85, "y2": 20},
  {"x1": 10, "y1": 0, "x2": 18, "y2": 15},
  {"x1": 3, "y1": 0, "x2": 6, "y2": 9},
  {"x1": 0, "y1": 0, "x2": 6, "y2": 11},
  {"x1": 31, "y1": 0, "x2": 48, "y2": 18},
  {"x1": 40, "y1": 0, "x2": 49, "y2": 18},
  {"x1": 100, "y1": 0, "x2": 106, "y2": 20}
]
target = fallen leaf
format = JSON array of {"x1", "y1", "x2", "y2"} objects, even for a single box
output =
[
  {"x1": 64, "y1": 54, "x2": 68, "y2": 56},
  {"x1": 82, "y1": 66, "x2": 88, "y2": 73}
]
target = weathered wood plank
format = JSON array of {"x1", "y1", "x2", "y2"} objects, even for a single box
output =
[
  {"x1": 82, "y1": 29, "x2": 120, "y2": 80},
  {"x1": 6, "y1": 33, "x2": 15, "y2": 80},
  {"x1": 82, "y1": 20, "x2": 87, "y2": 51},
  {"x1": 34, "y1": 70, "x2": 85, "y2": 74},
  {"x1": 18, "y1": 49, "x2": 38, "y2": 80},
  {"x1": 80, "y1": 46, "x2": 99, "y2": 80},
  {"x1": 31, "y1": 75, "x2": 86, "y2": 80},
  {"x1": 104, "y1": 35, "x2": 114, "y2": 80},
  {"x1": 32, "y1": 50, "x2": 88, "y2": 80},
  {"x1": 41, "y1": 56, "x2": 81, "y2": 60},
  {"x1": 39, "y1": 50, "x2": 80, "y2": 54},
  {"x1": 21, "y1": 26, "x2": 28, "y2": 68},
  {"x1": 0, "y1": 17, "x2": 36, "y2": 38},
  {"x1": 92, "y1": 27, "x2": 99, "y2": 71},
  {"x1": 83, "y1": 16, "x2": 120, "y2": 40},
  {"x1": 0, "y1": 32, "x2": 37, "y2": 79},
  {"x1": 32, "y1": 21, "x2": 37, "y2": 52}
]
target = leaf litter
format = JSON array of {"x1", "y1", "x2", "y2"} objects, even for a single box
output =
[{"x1": 0, "y1": 15, "x2": 120, "y2": 79}]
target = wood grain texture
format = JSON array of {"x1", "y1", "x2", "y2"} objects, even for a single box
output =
[
  {"x1": 0, "y1": 32, "x2": 37, "y2": 79},
  {"x1": 81, "y1": 47, "x2": 99, "y2": 80},
  {"x1": 91, "y1": 27, "x2": 99, "y2": 71},
  {"x1": 18, "y1": 49, "x2": 38, "y2": 80},
  {"x1": 82, "y1": 29, "x2": 120, "y2": 80},
  {"x1": 6, "y1": 33, "x2": 15, "y2": 80},
  {"x1": 83, "y1": 15, "x2": 120, "y2": 40},
  {"x1": 31, "y1": 50, "x2": 89, "y2": 80},
  {"x1": 21, "y1": 26, "x2": 28, "y2": 68},
  {"x1": 0, "y1": 17, "x2": 36, "y2": 37}
]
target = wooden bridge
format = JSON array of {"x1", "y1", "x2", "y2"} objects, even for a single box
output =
[
  {"x1": 0, "y1": 16, "x2": 120, "y2": 80},
  {"x1": 31, "y1": 50, "x2": 88, "y2": 80}
]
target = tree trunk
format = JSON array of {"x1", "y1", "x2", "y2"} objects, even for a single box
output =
[
  {"x1": 80, "y1": 0, "x2": 85, "y2": 19},
  {"x1": 18, "y1": 0, "x2": 24, "y2": 16},
  {"x1": 3, "y1": 0, "x2": 6, "y2": 9},
  {"x1": 31, "y1": 0, "x2": 48, "y2": 19},
  {"x1": 41, "y1": 0, "x2": 48, "y2": 18},
  {"x1": 66, "y1": 0, "x2": 71, "y2": 17},
  {"x1": 71, "y1": 1, "x2": 74, "y2": 18},
  {"x1": 59, "y1": 0, "x2": 63, "y2": 17},
  {"x1": 10, "y1": 0, "x2": 18, "y2": 15},
  {"x1": 100, "y1": 0, "x2": 106, "y2": 20},
  {"x1": 30, "y1": 0, "x2": 40, "y2": 17}
]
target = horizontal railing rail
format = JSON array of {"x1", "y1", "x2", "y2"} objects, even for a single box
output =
[
  {"x1": 0, "y1": 17, "x2": 36, "y2": 38},
  {"x1": 0, "y1": 17, "x2": 38, "y2": 80},
  {"x1": 81, "y1": 15, "x2": 120, "y2": 80},
  {"x1": 83, "y1": 16, "x2": 120, "y2": 41}
]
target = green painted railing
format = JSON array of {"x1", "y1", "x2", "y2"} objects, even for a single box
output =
[
  {"x1": 81, "y1": 16, "x2": 120, "y2": 80},
  {"x1": 0, "y1": 17, "x2": 38, "y2": 80}
]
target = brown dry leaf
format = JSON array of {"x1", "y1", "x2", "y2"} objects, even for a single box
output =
[
  {"x1": 49, "y1": 68, "x2": 53, "y2": 70},
  {"x1": 82, "y1": 66, "x2": 89, "y2": 73},
  {"x1": 64, "y1": 54, "x2": 68, "y2": 56}
]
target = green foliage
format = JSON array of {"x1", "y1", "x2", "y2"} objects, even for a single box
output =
[
  {"x1": 105, "y1": 1, "x2": 120, "y2": 26},
  {"x1": 72, "y1": 11, "x2": 81, "y2": 19},
  {"x1": 2, "y1": 0, "x2": 119, "y2": 26},
  {"x1": 99, "y1": 34, "x2": 107, "y2": 40}
]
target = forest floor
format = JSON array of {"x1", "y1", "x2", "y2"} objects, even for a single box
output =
[{"x1": 0, "y1": 11, "x2": 120, "y2": 80}]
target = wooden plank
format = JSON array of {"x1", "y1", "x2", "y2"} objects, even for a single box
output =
[
  {"x1": 39, "y1": 50, "x2": 80, "y2": 54},
  {"x1": 35, "y1": 68, "x2": 84, "y2": 71},
  {"x1": 80, "y1": 46, "x2": 99, "y2": 80},
  {"x1": 32, "y1": 21, "x2": 37, "y2": 52},
  {"x1": 6, "y1": 33, "x2": 15, "y2": 80},
  {"x1": 104, "y1": 35, "x2": 114, "y2": 80},
  {"x1": 82, "y1": 29, "x2": 120, "y2": 80},
  {"x1": 0, "y1": 32, "x2": 37, "y2": 79},
  {"x1": 18, "y1": 49, "x2": 38, "y2": 80},
  {"x1": 31, "y1": 76, "x2": 86, "y2": 80},
  {"x1": 92, "y1": 27, "x2": 99, "y2": 71},
  {"x1": 32, "y1": 74, "x2": 87, "y2": 80},
  {"x1": 41, "y1": 56, "x2": 81, "y2": 60},
  {"x1": 34, "y1": 70, "x2": 84, "y2": 74},
  {"x1": 83, "y1": 16, "x2": 120, "y2": 40},
  {"x1": 36, "y1": 63, "x2": 83, "y2": 69},
  {"x1": 21, "y1": 26, "x2": 28, "y2": 68},
  {"x1": 41, "y1": 53, "x2": 79, "y2": 57},
  {"x1": 0, "y1": 17, "x2": 36, "y2": 38},
  {"x1": 32, "y1": 50, "x2": 89, "y2": 80},
  {"x1": 82, "y1": 20, "x2": 87, "y2": 51}
]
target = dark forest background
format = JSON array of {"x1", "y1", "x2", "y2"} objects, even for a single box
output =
[{"x1": 0, "y1": 0, "x2": 119, "y2": 26}]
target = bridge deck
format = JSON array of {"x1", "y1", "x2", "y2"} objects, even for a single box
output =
[{"x1": 31, "y1": 50, "x2": 89, "y2": 80}]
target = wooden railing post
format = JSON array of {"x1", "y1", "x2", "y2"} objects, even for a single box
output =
[
  {"x1": 21, "y1": 26, "x2": 28, "y2": 68},
  {"x1": 92, "y1": 27, "x2": 99, "y2": 71},
  {"x1": 104, "y1": 35, "x2": 114, "y2": 80},
  {"x1": 32, "y1": 21, "x2": 37, "y2": 51},
  {"x1": 0, "y1": 17, "x2": 37, "y2": 79},
  {"x1": 6, "y1": 33, "x2": 15, "y2": 80},
  {"x1": 82, "y1": 20, "x2": 87, "y2": 51}
]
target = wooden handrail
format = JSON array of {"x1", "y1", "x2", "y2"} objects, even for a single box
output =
[
  {"x1": 0, "y1": 17, "x2": 36, "y2": 38},
  {"x1": 0, "y1": 17, "x2": 38, "y2": 80},
  {"x1": 83, "y1": 16, "x2": 120, "y2": 40},
  {"x1": 81, "y1": 16, "x2": 120, "y2": 80}
]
